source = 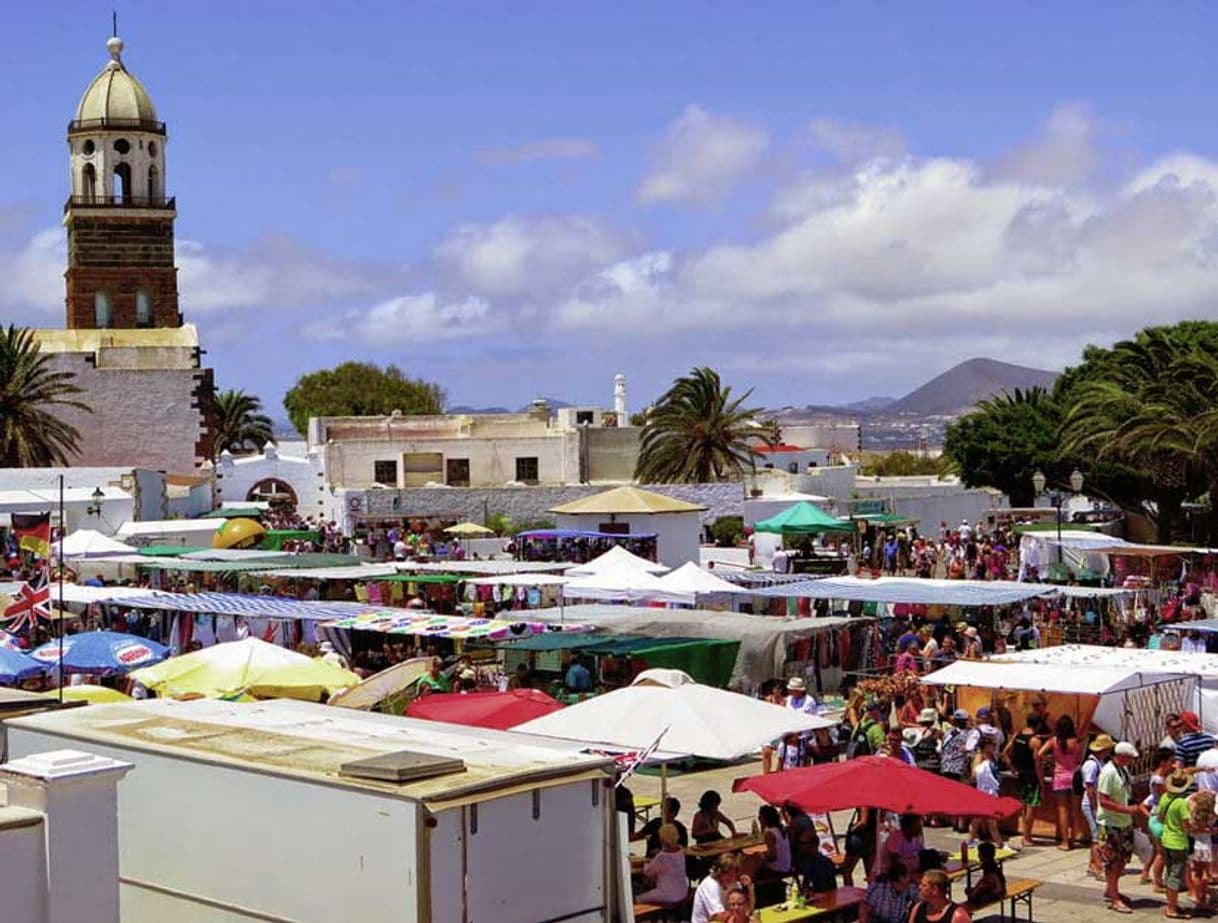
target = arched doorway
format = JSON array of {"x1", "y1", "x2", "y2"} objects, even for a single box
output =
[{"x1": 247, "y1": 478, "x2": 297, "y2": 511}]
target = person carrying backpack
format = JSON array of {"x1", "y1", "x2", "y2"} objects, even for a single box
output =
[{"x1": 848, "y1": 701, "x2": 887, "y2": 758}]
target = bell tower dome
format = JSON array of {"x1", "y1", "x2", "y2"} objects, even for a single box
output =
[{"x1": 64, "y1": 33, "x2": 180, "y2": 329}]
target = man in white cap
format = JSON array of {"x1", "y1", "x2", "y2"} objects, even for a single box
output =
[
  {"x1": 785, "y1": 676, "x2": 820, "y2": 717},
  {"x1": 1096, "y1": 741, "x2": 1141, "y2": 913}
]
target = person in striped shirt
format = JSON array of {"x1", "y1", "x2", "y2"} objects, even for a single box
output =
[{"x1": 1173, "y1": 711, "x2": 1216, "y2": 767}]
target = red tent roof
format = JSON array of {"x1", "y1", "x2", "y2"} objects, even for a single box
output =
[
  {"x1": 755, "y1": 444, "x2": 806, "y2": 453},
  {"x1": 733, "y1": 756, "x2": 1021, "y2": 819},
  {"x1": 405, "y1": 689, "x2": 563, "y2": 731}
]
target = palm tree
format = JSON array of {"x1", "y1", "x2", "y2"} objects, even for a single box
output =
[
  {"x1": 0, "y1": 325, "x2": 90, "y2": 467},
  {"x1": 634, "y1": 367, "x2": 777, "y2": 483},
  {"x1": 213, "y1": 389, "x2": 274, "y2": 458}
]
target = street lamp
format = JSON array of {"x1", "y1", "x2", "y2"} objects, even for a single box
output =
[
  {"x1": 1031, "y1": 469, "x2": 1084, "y2": 571},
  {"x1": 86, "y1": 487, "x2": 104, "y2": 518}
]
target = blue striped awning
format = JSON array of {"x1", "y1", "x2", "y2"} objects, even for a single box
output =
[
  {"x1": 103, "y1": 591, "x2": 368, "y2": 622},
  {"x1": 753, "y1": 576, "x2": 1056, "y2": 606}
]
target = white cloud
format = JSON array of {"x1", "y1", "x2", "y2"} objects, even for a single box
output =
[
  {"x1": 637, "y1": 105, "x2": 769, "y2": 204},
  {"x1": 435, "y1": 215, "x2": 627, "y2": 297},
  {"x1": 477, "y1": 138, "x2": 600, "y2": 164},
  {"x1": 0, "y1": 228, "x2": 66, "y2": 317},
  {"x1": 993, "y1": 103, "x2": 1098, "y2": 185},
  {"x1": 305, "y1": 292, "x2": 493, "y2": 345},
  {"x1": 807, "y1": 118, "x2": 905, "y2": 162}
]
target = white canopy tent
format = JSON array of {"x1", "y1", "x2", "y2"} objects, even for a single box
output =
[
  {"x1": 565, "y1": 545, "x2": 669, "y2": 577},
  {"x1": 58, "y1": 529, "x2": 136, "y2": 559},
  {"x1": 655, "y1": 562, "x2": 751, "y2": 600},
  {"x1": 754, "y1": 575, "x2": 1055, "y2": 606},
  {"x1": 562, "y1": 567, "x2": 691, "y2": 605},
  {"x1": 994, "y1": 644, "x2": 1218, "y2": 736}
]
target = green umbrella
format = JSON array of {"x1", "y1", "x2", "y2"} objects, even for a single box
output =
[{"x1": 754, "y1": 501, "x2": 854, "y2": 535}]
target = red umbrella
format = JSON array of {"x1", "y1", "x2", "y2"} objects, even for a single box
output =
[
  {"x1": 405, "y1": 689, "x2": 564, "y2": 731},
  {"x1": 733, "y1": 756, "x2": 1022, "y2": 819}
]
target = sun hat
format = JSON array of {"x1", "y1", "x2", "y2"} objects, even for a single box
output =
[
  {"x1": 1180, "y1": 711, "x2": 1202, "y2": 733},
  {"x1": 955, "y1": 621, "x2": 969, "y2": 632},
  {"x1": 952, "y1": 708, "x2": 969, "y2": 721},
  {"x1": 787, "y1": 677, "x2": 806, "y2": 692},
  {"x1": 965, "y1": 627, "x2": 979, "y2": 639},
  {"x1": 902, "y1": 728, "x2": 921, "y2": 746},
  {"x1": 1089, "y1": 733, "x2": 1117, "y2": 753},
  {"x1": 918, "y1": 707, "x2": 939, "y2": 725},
  {"x1": 1165, "y1": 770, "x2": 1192, "y2": 795},
  {"x1": 459, "y1": 668, "x2": 476, "y2": 681},
  {"x1": 976, "y1": 706, "x2": 991, "y2": 719},
  {"x1": 1114, "y1": 741, "x2": 1139, "y2": 758}
]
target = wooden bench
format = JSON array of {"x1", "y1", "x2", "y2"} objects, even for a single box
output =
[
  {"x1": 968, "y1": 878, "x2": 1043, "y2": 923},
  {"x1": 633, "y1": 903, "x2": 665, "y2": 921}
]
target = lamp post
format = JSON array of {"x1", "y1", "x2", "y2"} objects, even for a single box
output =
[
  {"x1": 86, "y1": 487, "x2": 105, "y2": 519},
  {"x1": 1031, "y1": 469, "x2": 1084, "y2": 570}
]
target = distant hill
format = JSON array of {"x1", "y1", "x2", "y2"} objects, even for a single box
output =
[
  {"x1": 841, "y1": 396, "x2": 896, "y2": 413},
  {"x1": 885, "y1": 358, "x2": 1059, "y2": 416},
  {"x1": 447, "y1": 398, "x2": 574, "y2": 414}
]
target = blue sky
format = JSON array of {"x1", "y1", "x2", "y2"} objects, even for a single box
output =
[{"x1": 5, "y1": 2, "x2": 1218, "y2": 418}]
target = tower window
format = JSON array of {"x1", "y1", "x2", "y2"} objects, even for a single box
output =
[
  {"x1": 114, "y1": 139, "x2": 130, "y2": 155},
  {"x1": 113, "y1": 163, "x2": 131, "y2": 202},
  {"x1": 148, "y1": 141, "x2": 158, "y2": 158},
  {"x1": 94, "y1": 291, "x2": 113, "y2": 328},
  {"x1": 136, "y1": 290, "x2": 153, "y2": 327},
  {"x1": 147, "y1": 165, "x2": 160, "y2": 201},
  {"x1": 81, "y1": 163, "x2": 97, "y2": 201},
  {"x1": 82, "y1": 139, "x2": 95, "y2": 156}
]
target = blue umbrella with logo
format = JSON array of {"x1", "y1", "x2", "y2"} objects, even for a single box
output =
[
  {"x1": 0, "y1": 646, "x2": 46, "y2": 684},
  {"x1": 31, "y1": 631, "x2": 169, "y2": 677}
]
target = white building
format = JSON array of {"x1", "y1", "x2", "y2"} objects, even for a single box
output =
[
  {"x1": 213, "y1": 444, "x2": 328, "y2": 519},
  {"x1": 6, "y1": 698, "x2": 617, "y2": 923},
  {"x1": 549, "y1": 485, "x2": 705, "y2": 567}
]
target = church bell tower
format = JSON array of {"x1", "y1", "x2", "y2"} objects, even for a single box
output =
[{"x1": 64, "y1": 33, "x2": 181, "y2": 329}]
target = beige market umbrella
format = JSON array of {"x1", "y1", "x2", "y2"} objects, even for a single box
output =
[{"x1": 444, "y1": 522, "x2": 494, "y2": 536}]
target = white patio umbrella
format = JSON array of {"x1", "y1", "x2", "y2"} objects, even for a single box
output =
[{"x1": 516, "y1": 668, "x2": 831, "y2": 796}]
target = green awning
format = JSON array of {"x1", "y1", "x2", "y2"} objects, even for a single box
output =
[
  {"x1": 374, "y1": 573, "x2": 463, "y2": 585},
  {"x1": 845, "y1": 513, "x2": 919, "y2": 526},
  {"x1": 262, "y1": 530, "x2": 321, "y2": 551},
  {"x1": 201, "y1": 507, "x2": 264, "y2": 519},
  {"x1": 755, "y1": 501, "x2": 854, "y2": 535},
  {"x1": 137, "y1": 545, "x2": 209, "y2": 557}
]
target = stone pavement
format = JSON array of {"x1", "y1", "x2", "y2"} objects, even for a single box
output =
[{"x1": 627, "y1": 758, "x2": 1191, "y2": 923}]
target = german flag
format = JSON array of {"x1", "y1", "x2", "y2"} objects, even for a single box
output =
[{"x1": 11, "y1": 512, "x2": 51, "y2": 559}]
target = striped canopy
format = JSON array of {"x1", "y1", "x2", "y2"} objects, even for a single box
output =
[
  {"x1": 753, "y1": 576, "x2": 1057, "y2": 606},
  {"x1": 103, "y1": 591, "x2": 368, "y2": 622}
]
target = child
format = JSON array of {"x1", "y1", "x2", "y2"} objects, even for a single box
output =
[
  {"x1": 1189, "y1": 790, "x2": 1216, "y2": 909},
  {"x1": 1142, "y1": 747, "x2": 1174, "y2": 890},
  {"x1": 966, "y1": 841, "x2": 1007, "y2": 908},
  {"x1": 970, "y1": 736, "x2": 1004, "y2": 848}
]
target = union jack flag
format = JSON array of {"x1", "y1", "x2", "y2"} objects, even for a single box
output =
[
  {"x1": 2, "y1": 581, "x2": 51, "y2": 632},
  {"x1": 614, "y1": 725, "x2": 671, "y2": 788}
]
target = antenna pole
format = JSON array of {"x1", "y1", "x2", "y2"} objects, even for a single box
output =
[{"x1": 112, "y1": 11, "x2": 117, "y2": 37}]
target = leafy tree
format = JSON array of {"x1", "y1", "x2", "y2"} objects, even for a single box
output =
[
  {"x1": 859, "y1": 451, "x2": 948, "y2": 478},
  {"x1": 943, "y1": 387, "x2": 1062, "y2": 507},
  {"x1": 634, "y1": 367, "x2": 777, "y2": 483},
  {"x1": 0, "y1": 326, "x2": 91, "y2": 467},
  {"x1": 212, "y1": 389, "x2": 274, "y2": 458},
  {"x1": 283, "y1": 362, "x2": 446, "y2": 436}
]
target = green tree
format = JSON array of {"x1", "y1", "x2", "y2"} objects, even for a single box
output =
[
  {"x1": 1059, "y1": 324, "x2": 1218, "y2": 542},
  {"x1": 860, "y1": 451, "x2": 948, "y2": 477},
  {"x1": 0, "y1": 325, "x2": 91, "y2": 467},
  {"x1": 943, "y1": 387, "x2": 1062, "y2": 507},
  {"x1": 212, "y1": 389, "x2": 274, "y2": 458},
  {"x1": 634, "y1": 367, "x2": 777, "y2": 483},
  {"x1": 282, "y1": 362, "x2": 446, "y2": 435}
]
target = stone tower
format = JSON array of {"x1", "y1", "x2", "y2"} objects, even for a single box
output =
[{"x1": 64, "y1": 34, "x2": 180, "y2": 330}]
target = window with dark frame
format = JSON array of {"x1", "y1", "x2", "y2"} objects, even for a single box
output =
[
  {"x1": 515, "y1": 457, "x2": 539, "y2": 484},
  {"x1": 446, "y1": 458, "x2": 471, "y2": 487},
  {"x1": 373, "y1": 460, "x2": 398, "y2": 485}
]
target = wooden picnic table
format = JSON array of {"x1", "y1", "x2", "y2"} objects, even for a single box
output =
[
  {"x1": 685, "y1": 834, "x2": 765, "y2": 860},
  {"x1": 757, "y1": 886, "x2": 866, "y2": 923},
  {"x1": 943, "y1": 846, "x2": 1016, "y2": 889},
  {"x1": 633, "y1": 794, "x2": 662, "y2": 824}
]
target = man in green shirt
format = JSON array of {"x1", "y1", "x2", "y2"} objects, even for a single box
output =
[
  {"x1": 418, "y1": 657, "x2": 450, "y2": 694},
  {"x1": 1096, "y1": 741, "x2": 1141, "y2": 914},
  {"x1": 1158, "y1": 770, "x2": 1194, "y2": 920}
]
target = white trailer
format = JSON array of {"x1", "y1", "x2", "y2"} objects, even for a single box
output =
[{"x1": 5, "y1": 698, "x2": 618, "y2": 923}]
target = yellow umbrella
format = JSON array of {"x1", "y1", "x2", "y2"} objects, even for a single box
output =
[
  {"x1": 443, "y1": 522, "x2": 494, "y2": 536},
  {"x1": 52, "y1": 684, "x2": 132, "y2": 704},
  {"x1": 130, "y1": 637, "x2": 357, "y2": 702}
]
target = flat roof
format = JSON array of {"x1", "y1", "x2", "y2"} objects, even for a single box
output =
[{"x1": 5, "y1": 698, "x2": 612, "y2": 808}]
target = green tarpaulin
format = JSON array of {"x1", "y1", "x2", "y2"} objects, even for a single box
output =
[
  {"x1": 201, "y1": 507, "x2": 264, "y2": 519},
  {"x1": 498, "y1": 635, "x2": 740, "y2": 688},
  {"x1": 374, "y1": 573, "x2": 463, "y2": 585},
  {"x1": 262, "y1": 530, "x2": 321, "y2": 551},
  {"x1": 137, "y1": 545, "x2": 209, "y2": 557},
  {"x1": 755, "y1": 501, "x2": 854, "y2": 535}
]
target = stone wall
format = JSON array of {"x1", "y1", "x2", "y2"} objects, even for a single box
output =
[
  {"x1": 46, "y1": 354, "x2": 209, "y2": 474},
  {"x1": 333, "y1": 481, "x2": 745, "y2": 531},
  {"x1": 65, "y1": 212, "x2": 180, "y2": 328}
]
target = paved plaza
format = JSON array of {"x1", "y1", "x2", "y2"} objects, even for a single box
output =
[{"x1": 629, "y1": 759, "x2": 1181, "y2": 923}]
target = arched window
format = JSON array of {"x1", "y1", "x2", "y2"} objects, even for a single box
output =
[
  {"x1": 81, "y1": 163, "x2": 97, "y2": 201},
  {"x1": 146, "y1": 164, "x2": 159, "y2": 202},
  {"x1": 113, "y1": 163, "x2": 131, "y2": 203},
  {"x1": 136, "y1": 290, "x2": 153, "y2": 327},
  {"x1": 94, "y1": 291, "x2": 112, "y2": 328}
]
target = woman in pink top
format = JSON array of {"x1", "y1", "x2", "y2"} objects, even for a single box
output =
[{"x1": 1037, "y1": 714, "x2": 1080, "y2": 850}]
